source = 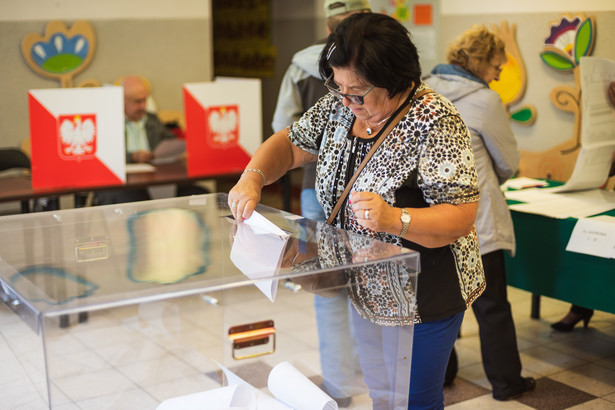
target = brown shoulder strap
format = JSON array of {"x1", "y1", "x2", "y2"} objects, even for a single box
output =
[{"x1": 326, "y1": 88, "x2": 433, "y2": 225}]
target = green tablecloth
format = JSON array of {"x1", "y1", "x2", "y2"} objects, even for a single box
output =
[{"x1": 505, "y1": 206, "x2": 615, "y2": 315}]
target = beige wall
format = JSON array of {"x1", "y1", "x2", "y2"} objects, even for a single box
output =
[
  {"x1": 0, "y1": 1, "x2": 212, "y2": 148},
  {"x1": 2, "y1": 0, "x2": 614, "y2": 160}
]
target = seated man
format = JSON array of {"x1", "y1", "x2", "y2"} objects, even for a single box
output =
[{"x1": 96, "y1": 75, "x2": 206, "y2": 205}]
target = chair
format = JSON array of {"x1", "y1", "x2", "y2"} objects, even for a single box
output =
[
  {"x1": 0, "y1": 148, "x2": 31, "y2": 171},
  {"x1": 0, "y1": 147, "x2": 60, "y2": 213},
  {"x1": 0, "y1": 148, "x2": 32, "y2": 213}
]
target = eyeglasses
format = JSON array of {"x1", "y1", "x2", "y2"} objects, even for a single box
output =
[
  {"x1": 489, "y1": 63, "x2": 504, "y2": 72},
  {"x1": 324, "y1": 73, "x2": 374, "y2": 105}
]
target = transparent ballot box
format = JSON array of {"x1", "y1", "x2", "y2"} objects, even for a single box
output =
[{"x1": 0, "y1": 193, "x2": 420, "y2": 409}]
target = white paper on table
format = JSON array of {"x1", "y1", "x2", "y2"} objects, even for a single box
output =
[
  {"x1": 504, "y1": 187, "x2": 556, "y2": 203},
  {"x1": 125, "y1": 163, "x2": 156, "y2": 173},
  {"x1": 158, "y1": 360, "x2": 336, "y2": 410},
  {"x1": 268, "y1": 361, "x2": 338, "y2": 410},
  {"x1": 230, "y1": 212, "x2": 290, "y2": 301},
  {"x1": 156, "y1": 384, "x2": 250, "y2": 410},
  {"x1": 218, "y1": 362, "x2": 293, "y2": 410},
  {"x1": 548, "y1": 144, "x2": 615, "y2": 193},
  {"x1": 507, "y1": 188, "x2": 615, "y2": 219},
  {"x1": 502, "y1": 177, "x2": 549, "y2": 190},
  {"x1": 151, "y1": 138, "x2": 186, "y2": 165},
  {"x1": 566, "y1": 216, "x2": 615, "y2": 258}
]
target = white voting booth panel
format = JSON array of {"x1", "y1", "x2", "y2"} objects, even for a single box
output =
[
  {"x1": 0, "y1": 193, "x2": 419, "y2": 409},
  {"x1": 28, "y1": 86, "x2": 125, "y2": 190},
  {"x1": 183, "y1": 78, "x2": 262, "y2": 177}
]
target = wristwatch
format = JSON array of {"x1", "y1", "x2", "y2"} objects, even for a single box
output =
[{"x1": 399, "y1": 208, "x2": 411, "y2": 237}]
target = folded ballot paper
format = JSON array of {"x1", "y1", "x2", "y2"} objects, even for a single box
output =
[
  {"x1": 157, "y1": 360, "x2": 338, "y2": 410},
  {"x1": 230, "y1": 211, "x2": 290, "y2": 302}
]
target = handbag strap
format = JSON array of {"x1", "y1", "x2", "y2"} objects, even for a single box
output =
[{"x1": 326, "y1": 88, "x2": 433, "y2": 225}]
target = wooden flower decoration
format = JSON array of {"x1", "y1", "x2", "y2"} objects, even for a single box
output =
[
  {"x1": 517, "y1": 13, "x2": 596, "y2": 182},
  {"x1": 540, "y1": 14, "x2": 595, "y2": 71},
  {"x1": 21, "y1": 20, "x2": 96, "y2": 88},
  {"x1": 490, "y1": 21, "x2": 537, "y2": 126},
  {"x1": 541, "y1": 14, "x2": 596, "y2": 155}
]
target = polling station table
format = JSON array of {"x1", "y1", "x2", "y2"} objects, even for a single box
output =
[
  {"x1": 505, "y1": 185, "x2": 615, "y2": 318},
  {"x1": 0, "y1": 193, "x2": 420, "y2": 409},
  {"x1": 0, "y1": 161, "x2": 243, "y2": 211}
]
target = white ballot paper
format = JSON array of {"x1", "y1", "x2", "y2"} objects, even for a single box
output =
[
  {"x1": 151, "y1": 138, "x2": 186, "y2": 165},
  {"x1": 125, "y1": 163, "x2": 156, "y2": 173},
  {"x1": 230, "y1": 211, "x2": 290, "y2": 301},
  {"x1": 267, "y1": 361, "x2": 338, "y2": 410},
  {"x1": 566, "y1": 215, "x2": 615, "y2": 259},
  {"x1": 550, "y1": 145, "x2": 615, "y2": 193},
  {"x1": 157, "y1": 384, "x2": 252, "y2": 410},
  {"x1": 506, "y1": 188, "x2": 615, "y2": 219},
  {"x1": 157, "y1": 361, "x2": 337, "y2": 410},
  {"x1": 551, "y1": 57, "x2": 615, "y2": 193},
  {"x1": 502, "y1": 177, "x2": 549, "y2": 190}
]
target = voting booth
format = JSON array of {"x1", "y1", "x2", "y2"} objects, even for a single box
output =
[
  {"x1": 0, "y1": 193, "x2": 420, "y2": 409},
  {"x1": 183, "y1": 78, "x2": 262, "y2": 177},
  {"x1": 28, "y1": 86, "x2": 125, "y2": 190}
]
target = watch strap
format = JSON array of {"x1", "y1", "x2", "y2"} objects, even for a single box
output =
[{"x1": 399, "y1": 208, "x2": 410, "y2": 237}]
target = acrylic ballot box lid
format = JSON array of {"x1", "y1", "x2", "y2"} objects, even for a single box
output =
[{"x1": 0, "y1": 193, "x2": 420, "y2": 409}]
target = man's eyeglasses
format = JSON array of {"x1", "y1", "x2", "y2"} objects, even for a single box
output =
[{"x1": 324, "y1": 73, "x2": 374, "y2": 105}]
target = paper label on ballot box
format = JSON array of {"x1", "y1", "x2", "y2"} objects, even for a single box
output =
[
  {"x1": 28, "y1": 87, "x2": 125, "y2": 190},
  {"x1": 183, "y1": 78, "x2": 262, "y2": 177}
]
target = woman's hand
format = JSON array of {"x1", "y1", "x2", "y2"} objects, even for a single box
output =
[
  {"x1": 130, "y1": 150, "x2": 154, "y2": 163},
  {"x1": 350, "y1": 190, "x2": 478, "y2": 248},
  {"x1": 350, "y1": 191, "x2": 398, "y2": 233},
  {"x1": 228, "y1": 172, "x2": 264, "y2": 222}
]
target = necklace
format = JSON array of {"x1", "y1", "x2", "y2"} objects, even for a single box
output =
[
  {"x1": 365, "y1": 116, "x2": 390, "y2": 136},
  {"x1": 365, "y1": 92, "x2": 408, "y2": 136}
]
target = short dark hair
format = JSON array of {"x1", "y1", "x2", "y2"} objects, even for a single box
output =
[{"x1": 319, "y1": 13, "x2": 421, "y2": 98}]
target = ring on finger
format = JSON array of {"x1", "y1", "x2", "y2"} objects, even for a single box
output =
[
  {"x1": 231, "y1": 202, "x2": 237, "y2": 208},
  {"x1": 364, "y1": 209, "x2": 370, "y2": 219}
]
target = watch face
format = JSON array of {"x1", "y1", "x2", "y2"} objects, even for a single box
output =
[{"x1": 401, "y1": 211, "x2": 411, "y2": 223}]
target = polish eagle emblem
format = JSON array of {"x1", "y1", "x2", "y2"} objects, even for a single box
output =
[
  {"x1": 58, "y1": 114, "x2": 97, "y2": 158},
  {"x1": 207, "y1": 105, "x2": 239, "y2": 146}
]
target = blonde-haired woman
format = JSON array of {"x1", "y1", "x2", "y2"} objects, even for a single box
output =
[{"x1": 425, "y1": 25, "x2": 536, "y2": 401}]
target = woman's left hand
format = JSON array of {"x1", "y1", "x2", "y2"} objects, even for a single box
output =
[{"x1": 350, "y1": 191, "x2": 398, "y2": 234}]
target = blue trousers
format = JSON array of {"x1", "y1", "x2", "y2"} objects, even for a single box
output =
[
  {"x1": 351, "y1": 304, "x2": 463, "y2": 409},
  {"x1": 409, "y1": 312, "x2": 464, "y2": 409}
]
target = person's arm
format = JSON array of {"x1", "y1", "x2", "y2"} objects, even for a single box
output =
[
  {"x1": 272, "y1": 64, "x2": 305, "y2": 133},
  {"x1": 228, "y1": 128, "x2": 316, "y2": 221},
  {"x1": 350, "y1": 192, "x2": 478, "y2": 248},
  {"x1": 480, "y1": 91, "x2": 520, "y2": 184},
  {"x1": 129, "y1": 151, "x2": 153, "y2": 163},
  {"x1": 351, "y1": 113, "x2": 480, "y2": 248},
  {"x1": 146, "y1": 112, "x2": 176, "y2": 154}
]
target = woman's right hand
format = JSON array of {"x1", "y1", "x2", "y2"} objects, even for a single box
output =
[{"x1": 228, "y1": 171, "x2": 264, "y2": 222}]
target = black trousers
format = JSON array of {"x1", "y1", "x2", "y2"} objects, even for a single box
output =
[{"x1": 471, "y1": 250, "x2": 524, "y2": 395}]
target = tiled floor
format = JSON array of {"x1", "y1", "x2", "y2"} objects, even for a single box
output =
[
  {"x1": 2, "y1": 283, "x2": 615, "y2": 409},
  {"x1": 444, "y1": 288, "x2": 615, "y2": 409}
]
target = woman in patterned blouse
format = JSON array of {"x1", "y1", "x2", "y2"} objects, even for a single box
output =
[{"x1": 229, "y1": 13, "x2": 485, "y2": 410}]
